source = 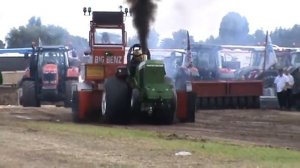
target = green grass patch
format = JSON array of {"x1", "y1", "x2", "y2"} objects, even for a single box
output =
[
  {"x1": 162, "y1": 140, "x2": 300, "y2": 167},
  {"x1": 24, "y1": 121, "x2": 156, "y2": 139},
  {"x1": 22, "y1": 121, "x2": 300, "y2": 167}
]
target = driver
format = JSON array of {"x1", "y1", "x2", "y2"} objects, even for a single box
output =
[
  {"x1": 133, "y1": 49, "x2": 143, "y2": 62},
  {"x1": 101, "y1": 32, "x2": 111, "y2": 44},
  {"x1": 130, "y1": 48, "x2": 144, "y2": 76},
  {"x1": 46, "y1": 52, "x2": 58, "y2": 64}
]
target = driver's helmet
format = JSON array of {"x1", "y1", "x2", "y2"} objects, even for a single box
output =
[
  {"x1": 133, "y1": 49, "x2": 142, "y2": 57},
  {"x1": 133, "y1": 49, "x2": 143, "y2": 62}
]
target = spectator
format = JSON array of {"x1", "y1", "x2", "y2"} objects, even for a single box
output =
[
  {"x1": 284, "y1": 67, "x2": 295, "y2": 110},
  {"x1": 274, "y1": 68, "x2": 288, "y2": 110}
]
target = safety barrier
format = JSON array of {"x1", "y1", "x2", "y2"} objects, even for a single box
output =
[{"x1": 192, "y1": 80, "x2": 263, "y2": 109}]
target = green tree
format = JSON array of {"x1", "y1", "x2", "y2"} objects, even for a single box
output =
[
  {"x1": 270, "y1": 25, "x2": 300, "y2": 47},
  {"x1": 172, "y1": 29, "x2": 189, "y2": 48},
  {"x1": 288, "y1": 25, "x2": 300, "y2": 46},
  {"x1": 28, "y1": 17, "x2": 42, "y2": 27},
  {"x1": 5, "y1": 17, "x2": 43, "y2": 48},
  {"x1": 127, "y1": 35, "x2": 139, "y2": 47},
  {"x1": 159, "y1": 38, "x2": 175, "y2": 49},
  {"x1": 203, "y1": 12, "x2": 300, "y2": 47},
  {"x1": 148, "y1": 29, "x2": 159, "y2": 48},
  {"x1": 219, "y1": 12, "x2": 249, "y2": 45},
  {"x1": 205, "y1": 35, "x2": 220, "y2": 45},
  {"x1": 127, "y1": 29, "x2": 160, "y2": 48},
  {"x1": 67, "y1": 35, "x2": 89, "y2": 59},
  {"x1": 5, "y1": 17, "x2": 88, "y2": 49},
  {"x1": 0, "y1": 40, "x2": 5, "y2": 48},
  {"x1": 159, "y1": 29, "x2": 194, "y2": 49},
  {"x1": 250, "y1": 29, "x2": 266, "y2": 45}
]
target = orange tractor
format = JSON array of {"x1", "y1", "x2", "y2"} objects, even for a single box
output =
[{"x1": 19, "y1": 44, "x2": 79, "y2": 107}]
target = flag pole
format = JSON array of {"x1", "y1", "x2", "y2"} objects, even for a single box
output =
[
  {"x1": 186, "y1": 31, "x2": 191, "y2": 67},
  {"x1": 262, "y1": 31, "x2": 268, "y2": 73}
]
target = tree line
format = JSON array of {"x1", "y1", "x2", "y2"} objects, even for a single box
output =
[
  {"x1": 1, "y1": 17, "x2": 88, "y2": 56},
  {"x1": 2, "y1": 13, "x2": 300, "y2": 51}
]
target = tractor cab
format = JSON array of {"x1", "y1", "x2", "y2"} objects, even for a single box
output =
[
  {"x1": 31, "y1": 46, "x2": 70, "y2": 80},
  {"x1": 289, "y1": 50, "x2": 300, "y2": 68},
  {"x1": 19, "y1": 44, "x2": 79, "y2": 107},
  {"x1": 81, "y1": 11, "x2": 127, "y2": 83},
  {"x1": 191, "y1": 44, "x2": 221, "y2": 80}
]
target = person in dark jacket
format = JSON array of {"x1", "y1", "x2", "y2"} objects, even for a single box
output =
[{"x1": 284, "y1": 67, "x2": 295, "y2": 110}]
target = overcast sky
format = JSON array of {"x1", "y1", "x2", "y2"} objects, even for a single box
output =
[{"x1": 0, "y1": 0, "x2": 299, "y2": 43}]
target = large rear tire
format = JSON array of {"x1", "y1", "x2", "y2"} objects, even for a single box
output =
[
  {"x1": 20, "y1": 80, "x2": 40, "y2": 107},
  {"x1": 64, "y1": 80, "x2": 77, "y2": 108},
  {"x1": 71, "y1": 91, "x2": 82, "y2": 123},
  {"x1": 101, "y1": 76, "x2": 131, "y2": 124},
  {"x1": 131, "y1": 89, "x2": 141, "y2": 114}
]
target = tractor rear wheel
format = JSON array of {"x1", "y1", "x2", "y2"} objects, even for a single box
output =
[
  {"x1": 20, "y1": 80, "x2": 40, "y2": 107},
  {"x1": 64, "y1": 80, "x2": 77, "y2": 107},
  {"x1": 101, "y1": 76, "x2": 131, "y2": 124},
  {"x1": 71, "y1": 91, "x2": 82, "y2": 123},
  {"x1": 131, "y1": 89, "x2": 141, "y2": 118}
]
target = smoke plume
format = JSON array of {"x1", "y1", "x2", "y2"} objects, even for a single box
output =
[{"x1": 126, "y1": 0, "x2": 157, "y2": 53}]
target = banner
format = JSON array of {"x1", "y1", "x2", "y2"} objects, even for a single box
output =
[{"x1": 263, "y1": 31, "x2": 277, "y2": 71}]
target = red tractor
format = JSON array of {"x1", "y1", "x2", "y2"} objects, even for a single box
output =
[
  {"x1": 71, "y1": 11, "x2": 128, "y2": 122},
  {"x1": 19, "y1": 44, "x2": 79, "y2": 107}
]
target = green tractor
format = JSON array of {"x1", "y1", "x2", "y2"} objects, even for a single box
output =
[{"x1": 101, "y1": 44, "x2": 177, "y2": 124}]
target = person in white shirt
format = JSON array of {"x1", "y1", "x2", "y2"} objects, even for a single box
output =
[
  {"x1": 274, "y1": 68, "x2": 289, "y2": 110},
  {"x1": 284, "y1": 67, "x2": 295, "y2": 110}
]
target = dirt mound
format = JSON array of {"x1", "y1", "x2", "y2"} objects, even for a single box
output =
[{"x1": 0, "y1": 86, "x2": 19, "y2": 105}]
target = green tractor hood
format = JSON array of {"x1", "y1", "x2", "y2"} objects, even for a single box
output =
[{"x1": 135, "y1": 60, "x2": 174, "y2": 100}]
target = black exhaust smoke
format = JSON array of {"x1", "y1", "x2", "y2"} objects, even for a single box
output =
[{"x1": 126, "y1": 0, "x2": 157, "y2": 53}]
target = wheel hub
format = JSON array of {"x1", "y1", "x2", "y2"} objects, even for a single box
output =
[{"x1": 101, "y1": 92, "x2": 106, "y2": 116}]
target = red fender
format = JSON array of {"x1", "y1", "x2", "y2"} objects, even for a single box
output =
[{"x1": 67, "y1": 67, "x2": 79, "y2": 78}]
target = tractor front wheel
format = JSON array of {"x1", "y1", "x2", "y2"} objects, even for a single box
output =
[
  {"x1": 64, "y1": 80, "x2": 77, "y2": 107},
  {"x1": 71, "y1": 91, "x2": 83, "y2": 123},
  {"x1": 154, "y1": 90, "x2": 177, "y2": 125},
  {"x1": 20, "y1": 80, "x2": 40, "y2": 107}
]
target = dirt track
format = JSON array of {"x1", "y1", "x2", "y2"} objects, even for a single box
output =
[
  {"x1": 1, "y1": 106, "x2": 300, "y2": 167},
  {"x1": 141, "y1": 109, "x2": 300, "y2": 150},
  {"x1": 1, "y1": 106, "x2": 300, "y2": 150}
]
